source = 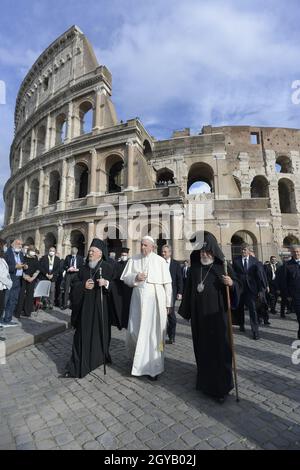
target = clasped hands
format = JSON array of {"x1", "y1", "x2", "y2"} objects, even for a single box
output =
[
  {"x1": 85, "y1": 278, "x2": 108, "y2": 290},
  {"x1": 135, "y1": 272, "x2": 147, "y2": 282}
]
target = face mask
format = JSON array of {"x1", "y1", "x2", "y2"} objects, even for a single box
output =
[
  {"x1": 49, "y1": 252, "x2": 55, "y2": 257},
  {"x1": 14, "y1": 248, "x2": 22, "y2": 253},
  {"x1": 121, "y1": 255, "x2": 128, "y2": 262},
  {"x1": 3, "y1": 246, "x2": 7, "y2": 253},
  {"x1": 29, "y1": 251, "x2": 36, "y2": 257}
]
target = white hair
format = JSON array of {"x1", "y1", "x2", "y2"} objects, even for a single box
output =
[{"x1": 142, "y1": 236, "x2": 155, "y2": 246}]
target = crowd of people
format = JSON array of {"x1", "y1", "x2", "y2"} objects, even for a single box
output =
[{"x1": 0, "y1": 233, "x2": 300, "y2": 404}]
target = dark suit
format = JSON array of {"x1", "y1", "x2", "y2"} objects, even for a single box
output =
[
  {"x1": 232, "y1": 255, "x2": 265, "y2": 335},
  {"x1": 276, "y1": 263, "x2": 293, "y2": 316},
  {"x1": 264, "y1": 262, "x2": 280, "y2": 314},
  {"x1": 39, "y1": 255, "x2": 61, "y2": 307},
  {"x1": 62, "y1": 255, "x2": 84, "y2": 308},
  {"x1": 166, "y1": 258, "x2": 183, "y2": 341},
  {"x1": 182, "y1": 265, "x2": 190, "y2": 291},
  {"x1": 280, "y1": 258, "x2": 300, "y2": 337},
  {"x1": 3, "y1": 247, "x2": 25, "y2": 322}
]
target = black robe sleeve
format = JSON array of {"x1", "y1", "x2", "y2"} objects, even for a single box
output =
[{"x1": 178, "y1": 269, "x2": 192, "y2": 320}]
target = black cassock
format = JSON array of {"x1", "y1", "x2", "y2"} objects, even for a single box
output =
[
  {"x1": 67, "y1": 260, "x2": 114, "y2": 378},
  {"x1": 179, "y1": 261, "x2": 240, "y2": 399}
]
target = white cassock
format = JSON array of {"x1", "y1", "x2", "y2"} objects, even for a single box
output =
[{"x1": 120, "y1": 251, "x2": 172, "y2": 377}]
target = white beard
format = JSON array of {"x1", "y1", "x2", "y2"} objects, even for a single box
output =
[
  {"x1": 201, "y1": 258, "x2": 214, "y2": 266},
  {"x1": 89, "y1": 260, "x2": 100, "y2": 269}
]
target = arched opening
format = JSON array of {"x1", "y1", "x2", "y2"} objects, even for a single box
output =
[
  {"x1": 22, "y1": 136, "x2": 31, "y2": 165},
  {"x1": 44, "y1": 232, "x2": 57, "y2": 253},
  {"x1": 106, "y1": 155, "x2": 124, "y2": 193},
  {"x1": 70, "y1": 230, "x2": 85, "y2": 257},
  {"x1": 278, "y1": 179, "x2": 297, "y2": 214},
  {"x1": 250, "y1": 175, "x2": 269, "y2": 198},
  {"x1": 25, "y1": 237, "x2": 35, "y2": 246},
  {"x1": 283, "y1": 235, "x2": 300, "y2": 249},
  {"x1": 74, "y1": 163, "x2": 89, "y2": 198},
  {"x1": 79, "y1": 101, "x2": 93, "y2": 134},
  {"x1": 49, "y1": 171, "x2": 61, "y2": 205},
  {"x1": 14, "y1": 148, "x2": 21, "y2": 172},
  {"x1": 187, "y1": 163, "x2": 214, "y2": 194},
  {"x1": 103, "y1": 226, "x2": 123, "y2": 258},
  {"x1": 143, "y1": 140, "x2": 152, "y2": 158},
  {"x1": 16, "y1": 186, "x2": 24, "y2": 213},
  {"x1": 276, "y1": 155, "x2": 293, "y2": 174},
  {"x1": 156, "y1": 168, "x2": 175, "y2": 186},
  {"x1": 231, "y1": 230, "x2": 258, "y2": 259},
  {"x1": 36, "y1": 125, "x2": 46, "y2": 156},
  {"x1": 29, "y1": 179, "x2": 39, "y2": 210},
  {"x1": 56, "y1": 113, "x2": 67, "y2": 145}
]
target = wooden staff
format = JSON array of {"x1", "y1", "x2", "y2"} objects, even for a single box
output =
[
  {"x1": 99, "y1": 267, "x2": 107, "y2": 376},
  {"x1": 223, "y1": 259, "x2": 240, "y2": 402}
]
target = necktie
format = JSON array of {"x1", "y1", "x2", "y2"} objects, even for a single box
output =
[
  {"x1": 243, "y1": 258, "x2": 248, "y2": 271},
  {"x1": 71, "y1": 256, "x2": 75, "y2": 267}
]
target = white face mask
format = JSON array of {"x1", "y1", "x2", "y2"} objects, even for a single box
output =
[
  {"x1": 49, "y1": 252, "x2": 55, "y2": 257},
  {"x1": 14, "y1": 248, "x2": 22, "y2": 253},
  {"x1": 121, "y1": 255, "x2": 128, "y2": 262},
  {"x1": 3, "y1": 246, "x2": 8, "y2": 253},
  {"x1": 29, "y1": 251, "x2": 36, "y2": 257}
]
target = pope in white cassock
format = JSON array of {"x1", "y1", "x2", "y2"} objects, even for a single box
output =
[{"x1": 120, "y1": 236, "x2": 173, "y2": 380}]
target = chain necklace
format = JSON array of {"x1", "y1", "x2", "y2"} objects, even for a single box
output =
[{"x1": 197, "y1": 263, "x2": 214, "y2": 293}]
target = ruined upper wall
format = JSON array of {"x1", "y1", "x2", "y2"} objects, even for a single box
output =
[{"x1": 14, "y1": 25, "x2": 111, "y2": 131}]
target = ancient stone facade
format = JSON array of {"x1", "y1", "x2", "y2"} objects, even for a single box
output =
[{"x1": 1, "y1": 26, "x2": 300, "y2": 261}]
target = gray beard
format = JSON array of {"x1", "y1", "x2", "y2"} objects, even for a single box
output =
[
  {"x1": 201, "y1": 258, "x2": 214, "y2": 266},
  {"x1": 89, "y1": 260, "x2": 100, "y2": 269}
]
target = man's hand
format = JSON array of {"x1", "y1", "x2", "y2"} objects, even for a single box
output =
[
  {"x1": 85, "y1": 279, "x2": 94, "y2": 290},
  {"x1": 222, "y1": 275, "x2": 233, "y2": 287},
  {"x1": 176, "y1": 294, "x2": 182, "y2": 301},
  {"x1": 258, "y1": 291, "x2": 264, "y2": 301},
  {"x1": 23, "y1": 264, "x2": 29, "y2": 270},
  {"x1": 266, "y1": 286, "x2": 270, "y2": 294},
  {"x1": 98, "y1": 278, "x2": 108, "y2": 287},
  {"x1": 16, "y1": 263, "x2": 24, "y2": 270},
  {"x1": 135, "y1": 272, "x2": 147, "y2": 282},
  {"x1": 167, "y1": 307, "x2": 172, "y2": 315}
]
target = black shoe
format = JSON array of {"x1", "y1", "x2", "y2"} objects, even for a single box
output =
[
  {"x1": 214, "y1": 396, "x2": 226, "y2": 404},
  {"x1": 59, "y1": 371, "x2": 74, "y2": 378},
  {"x1": 166, "y1": 338, "x2": 175, "y2": 344},
  {"x1": 239, "y1": 326, "x2": 245, "y2": 332},
  {"x1": 252, "y1": 332, "x2": 259, "y2": 340},
  {"x1": 264, "y1": 321, "x2": 271, "y2": 326},
  {"x1": 271, "y1": 310, "x2": 276, "y2": 315},
  {"x1": 147, "y1": 375, "x2": 158, "y2": 381}
]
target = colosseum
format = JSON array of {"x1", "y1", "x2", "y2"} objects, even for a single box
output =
[{"x1": 1, "y1": 25, "x2": 300, "y2": 261}]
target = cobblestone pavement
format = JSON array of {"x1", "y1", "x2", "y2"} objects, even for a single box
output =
[{"x1": 0, "y1": 309, "x2": 300, "y2": 450}]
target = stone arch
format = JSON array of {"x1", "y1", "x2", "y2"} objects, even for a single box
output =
[
  {"x1": 25, "y1": 236, "x2": 35, "y2": 246},
  {"x1": 283, "y1": 234, "x2": 300, "y2": 248},
  {"x1": 278, "y1": 178, "x2": 297, "y2": 214},
  {"x1": 79, "y1": 101, "x2": 94, "y2": 134},
  {"x1": 22, "y1": 136, "x2": 31, "y2": 165},
  {"x1": 55, "y1": 113, "x2": 67, "y2": 144},
  {"x1": 250, "y1": 175, "x2": 269, "y2": 198},
  {"x1": 49, "y1": 170, "x2": 61, "y2": 204},
  {"x1": 16, "y1": 185, "x2": 24, "y2": 214},
  {"x1": 187, "y1": 162, "x2": 214, "y2": 194},
  {"x1": 156, "y1": 168, "x2": 175, "y2": 186},
  {"x1": 29, "y1": 179, "x2": 39, "y2": 210},
  {"x1": 276, "y1": 155, "x2": 293, "y2": 174},
  {"x1": 70, "y1": 229, "x2": 86, "y2": 256},
  {"x1": 44, "y1": 232, "x2": 57, "y2": 252},
  {"x1": 74, "y1": 162, "x2": 89, "y2": 198},
  {"x1": 102, "y1": 226, "x2": 123, "y2": 258},
  {"x1": 105, "y1": 154, "x2": 124, "y2": 193},
  {"x1": 231, "y1": 230, "x2": 258, "y2": 259},
  {"x1": 143, "y1": 139, "x2": 152, "y2": 158},
  {"x1": 36, "y1": 124, "x2": 46, "y2": 156}
]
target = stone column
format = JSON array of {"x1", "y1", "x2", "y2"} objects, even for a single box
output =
[
  {"x1": 37, "y1": 168, "x2": 45, "y2": 214},
  {"x1": 35, "y1": 228, "x2": 41, "y2": 253},
  {"x1": 56, "y1": 222, "x2": 64, "y2": 257},
  {"x1": 30, "y1": 128, "x2": 36, "y2": 160},
  {"x1": 125, "y1": 140, "x2": 137, "y2": 190},
  {"x1": 9, "y1": 190, "x2": 16, "y2": 225},
  {"x1": 93, "y1": 86, "x2": 102, "y2": 131},
  {"x1": 19, "y1": 146, "x2": 23, "y2": 169},
  {"x1": 87, "y1": 221, "x2": 95, "y2": 251},
  {"x1": 57, "y1": 160, "x2": 67, "y2": 210},
  {"x1": 44, "y1": 114, "x2": 52, "y2": 152},
  {"x1": 88, "y1": 149, "x2": 97, "y2": 194},
  {"x1": 66, "y1": 101, "x2": 73, "y2": 142},
  {"x1": 20, "y1": 179, "x2": 29, "y2": 219}
]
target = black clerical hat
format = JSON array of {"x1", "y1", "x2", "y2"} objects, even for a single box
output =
[
  {"x1": 90, "y1": 238, "x2": 108, "y2": 260},
  {"x1": 121, "y1": 247, "x2": 130, "y2": 253}
]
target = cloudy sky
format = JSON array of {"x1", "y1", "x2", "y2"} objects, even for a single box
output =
[{"x1": 1, "y1": 0, "x2": 300, "y2": 227}]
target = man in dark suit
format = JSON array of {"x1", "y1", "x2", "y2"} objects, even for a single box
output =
[
  {"x1": 1, "y1": 239, "x2": 28, "y2": 326},
  {"x1": 281, "y1": 245, "x2": 300, "y2": 339},
  {"x1": 182, "y1": 260, "x2": 190, "y2": 291},
  {"x1": 39, "y1": 247, "x2": 61, "y2": 309},
  {"x1": 264, "y1": 256, "x2": 280, "y2": 314},
  {"x1": 161, "y1": 245, "x2": 183, "y2": 344},
  {"x1": 232, "y1": 243, "x2": 266, "y2": 339},
  {"x1": 62, "y1": 247, "x2": 84, "y2": 309}
]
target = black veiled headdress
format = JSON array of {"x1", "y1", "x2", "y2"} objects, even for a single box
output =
[{"x1": 190, "y1": 231, "x2": 225, "y2": 266}]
